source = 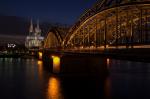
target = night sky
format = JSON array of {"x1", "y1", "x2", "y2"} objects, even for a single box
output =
[{"x1": 0, "y1": 0, "x2": 98, "y2": 25}]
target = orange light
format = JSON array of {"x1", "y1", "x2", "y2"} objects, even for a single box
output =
[
  {"x1": 51, "y1": 56, "x2": 60, "y2": 73},
  {"x1": 47, "y1": 76, "x2": 62, "y2": 99},
  {"x1": 38, "y1": 60, "x2": 43, "y2": 65},
  {"x1": 106, "y1": 45, "x2": 109, "y2": 48},
  {"x1": 37, "y1": 60, "x2": 43, "y2": 80},
  {"x1": 31, "y1": 52, "x2": 34, "y2": 55},
  {"x1": 107, "y1": 58, "x2": 110, "y2": 68},
  {"x1": 104, "y1": 77, "x2": 111, "y2": 98},
  {"x1": 38, "y1": 52, "x2": 43, "y2": 59}
]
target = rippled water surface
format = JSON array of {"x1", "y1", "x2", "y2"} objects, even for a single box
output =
[{"x1": 0, "y1": 57, "x2": 150, "y2": 99}]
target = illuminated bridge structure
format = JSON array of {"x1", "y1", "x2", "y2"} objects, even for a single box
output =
[
  {"x1": 44, "y1": 27, "x2": 64, "y2": 49},
  {"x1": 64, "y1": 0, "x2": 150, "y2": 49},
  {"x1": 44, "y1": 0, "x2": 150, "y2": 51},
  {"x1": 41, "y1": 0, "x2": 150, "y2": 73}
]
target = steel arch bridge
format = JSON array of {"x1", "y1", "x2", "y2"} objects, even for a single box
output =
[
  {"x1": 63, "y1": 0, "x2": 150, "y2": 49},
  {"x1": 44, "y1": 27, "x2": 63, "y2": 49}
]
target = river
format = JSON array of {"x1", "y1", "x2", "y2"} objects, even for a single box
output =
[{"x1": 0, "y1": 57, "x2": 150, "y2": 99}]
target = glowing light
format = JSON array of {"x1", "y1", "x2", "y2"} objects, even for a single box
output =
[
  {"x1": 107, "y1": 58, "x2": 110, "y2": 68},
  {"x1": 38, "y1": 52, "x2": 43, "y2": 60},
  {"x1": 79, "y1": 46, "x2": 83, "y2": 49},
  {"x1": 51, "y1": 56, "x2": 60, "y2": 73},
  {"x1": 47, "y1": 76, "x2": 63, "y2": 99},
  {"x1": 31, "y1": 52, "x2": 34, "y2": 55},
  {"x1": 98, "y1": 46, "x2": 105, "y2": 49},
  {"x1": 37, "y1": 60, "x2": 43, "y2": 79},
  {"x1": 38, "y1": 60, "x2": 43, "y2": 65},
  {"x1": 7, "y1": 43, "x2": 16, "y2": 48},
  {"x1": 106, "y1": 45, "x2": 109, "y2": 48},
  {"x1": 90, "y1": 46, "x2": 95, "y2": 49}
]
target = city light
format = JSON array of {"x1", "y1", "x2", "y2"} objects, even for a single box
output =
[
  {"x1": 38, "y1": 60, "x2": 43, "y2": 65},
  {"x1": 47, "y1": 76, "x2": 62, "y2": 99},
  {"x1": 37, "y1": 60, "x2": 43, "y2": 80},
  {"x1": 38, "y1": 52, "x2": 43, "y2": 60},
  {"x1": 107, "y1": 58, "x2": 110, "y2": 68},
  {"x1": 7, "y1": 43, "x2": 16, "y2": 48},
  {"x1": 51, "y1": 56, "x2": 60, "y2": 73}
]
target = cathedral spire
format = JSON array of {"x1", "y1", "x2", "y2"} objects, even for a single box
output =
[
  {"x1": 37, "y1": 19, "x2": 39, "y2": 29},
  {"x1": 29, "y1": 19, "x2": 33, "y2": 33},
  {"x1": 35, "y1": 19, "x2": 41, "y2": 33}
]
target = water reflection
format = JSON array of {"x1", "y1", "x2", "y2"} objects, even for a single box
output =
[
  {"x1": 107, "y1": 58, "x2": 110, "y2": 69},
  {"x1": 104, "y1": 77, "x2": 111, "y2": 99},
  {"x1": 52, "y1": 56, "x2": 60, "y2": 73},
  {"x1": 37, "y1": 60, "x2": 43, "y2": 80},
  {"x1": 47, "y1": 76, "x2": 63, "y2": 99},
  {"x1": 1, "y1": 57, "x2": 150, "y2": 99},
  {"x1": 38, "y1": 60, "x2": 43, "y2": 65}
]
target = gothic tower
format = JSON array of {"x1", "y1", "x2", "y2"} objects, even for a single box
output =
[
  {"x1": 35, "y1": 20, "x2": 41, "y2": 36},
  {"x1": 29, "y1": 19, "x2": 34, "y2": 35}
]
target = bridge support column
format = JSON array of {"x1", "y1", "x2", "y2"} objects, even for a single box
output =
[{"x1": 42, "y1": 51, "x2": 53, "y2": 72}]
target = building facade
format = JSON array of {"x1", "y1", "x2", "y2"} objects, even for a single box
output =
[{"x1": 25, "y1": 20, "x2": 44, "y2": 49}]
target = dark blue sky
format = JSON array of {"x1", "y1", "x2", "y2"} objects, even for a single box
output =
[{"x1": 0, "y1": 0, "x2": 98, "y2": 25}]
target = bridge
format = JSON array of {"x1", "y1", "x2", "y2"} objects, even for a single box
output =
[
  {"x1": 38, "y1": 0, "x2": 150, "y2": 73},
  {"x1": 44, "y1": 0, "x2": 150, "y2": 51},
  {"x1": 41, "y1": 0, "x2": 150, "y2": 56}
]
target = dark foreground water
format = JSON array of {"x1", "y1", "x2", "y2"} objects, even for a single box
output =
[{"x1": 0, "y1": 57, "x2": 150, "y2": 99}]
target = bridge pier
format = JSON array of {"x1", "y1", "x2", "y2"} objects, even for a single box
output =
[
  {"x1": 42, "y1": 50, "x2": 53, "y2": 72},
  {"x1": 41, "y1": 50, "x2": 109, "y2": 76},
  {"x1": 60, "y1": 56, "x2": 108, "y2": 77},
  {"x1": 41, "y1": 50, "x2": 62, "y2": 74}
]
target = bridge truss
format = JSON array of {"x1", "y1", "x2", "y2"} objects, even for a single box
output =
[
  {"x1": 64, "y1": 0, "x2": 150, "y2": 49},
  {"x1": 44, "y1": 27, "x2": 63, "y2": 49}
]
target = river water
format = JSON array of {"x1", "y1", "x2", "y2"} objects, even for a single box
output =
[{"x1": 0, "y1": 57, "x2": 150, "y2": 99}]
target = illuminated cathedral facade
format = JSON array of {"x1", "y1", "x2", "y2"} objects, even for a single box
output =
[{"x1": 25, "y1": 20, "x2": 44, "y2": 49}]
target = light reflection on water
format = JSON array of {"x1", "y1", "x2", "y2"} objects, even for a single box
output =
[
  {"x1": 104, "y1": 77, "x2": 111, "y2": 99},
  {"x1": 47, "y1": 76, "x2": 63, "y2": 99},
  {"x1": 0, "y1": 57, "x2": 150, "y2": 99},
  {"x1": 107, "y1": 58, "x2": 110, "y2": 69},
  {"x1": 37, "y1": 58, "x2": 63, "y2": 99},
  {"x1": 37, "y1": 60, "x2": 43, "y2": 80}
]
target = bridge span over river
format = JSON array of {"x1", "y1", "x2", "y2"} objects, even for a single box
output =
[
  {"x1": 38, "y1": 0, "x2": 150, "y2": 59},
  {"x1": 35, "y1": 0, "x2": 150, "y2": 74},
  {"x1": 44, "y1": 0, "x2": 150, "y2": 50}
]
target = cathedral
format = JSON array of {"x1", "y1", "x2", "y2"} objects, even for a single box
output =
[{"x1": 25, "y1": 20, "x2": 44, "y2": 49}]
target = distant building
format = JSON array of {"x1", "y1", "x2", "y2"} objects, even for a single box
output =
[{"x1": 25, "y1": 20, "x2": 44, "y2": 49}]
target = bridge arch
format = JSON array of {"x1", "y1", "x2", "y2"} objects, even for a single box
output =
[
  {"x1": 44, "y1": 27, "x2": 63, "y2": 49},
  {"x1": 64, "y1": 0, "x2": 150, "y2": 49}
]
